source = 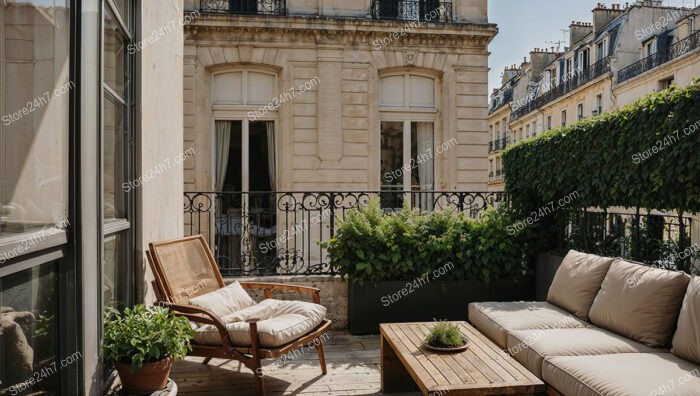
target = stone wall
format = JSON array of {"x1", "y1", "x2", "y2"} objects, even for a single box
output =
[{"x1": 228, "y1": 275, "x2": 349, "y2": 330}]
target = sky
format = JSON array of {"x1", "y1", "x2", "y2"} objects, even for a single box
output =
[{"x1": 487, "y1": 0, "x2": 697, "y2": 94}]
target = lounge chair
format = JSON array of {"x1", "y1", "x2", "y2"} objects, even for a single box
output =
[{"x1": 146, "y1": 235, "x2": 331, "y2": 395}]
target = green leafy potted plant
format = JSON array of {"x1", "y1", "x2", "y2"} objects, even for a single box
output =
[
  {"x1": 424, "y1": 323, "x2": 469, "y2": 352},
  {"x1": 103, "y1": 304, "x2": 195, "y2": 393}
]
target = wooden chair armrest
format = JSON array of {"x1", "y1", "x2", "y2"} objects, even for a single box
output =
[
  {"x1": 156, "y1": 301, "x2": 235, "y2": 350},
  {"x1": 239, "y1": 282, "x2": 321, "y2": 304}
]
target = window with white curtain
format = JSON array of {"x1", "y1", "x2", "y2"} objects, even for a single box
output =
[{"x1": 379, "y1": 73, "x2": 437, "y2": 211}]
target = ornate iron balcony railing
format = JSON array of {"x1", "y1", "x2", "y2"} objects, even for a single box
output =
[
  {"x1": 618, "y1": 30, "x2": 700, "y2": 84},
  {"x1": 370, "y1": 0, "x2": 453, "y2": 23},
  {"x1": 184, "y1": 191, "x2": 504, "y2": 276},
  {"x1": 511, "y1": 57, "x2": 610, "y2": 121},
  {"x1": 200, "y1": 0, "x2": 287, "y2": 16}
]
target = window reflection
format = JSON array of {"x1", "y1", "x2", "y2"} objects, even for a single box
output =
[
  {"x1": 0, "y1": 261, "x2": 59, "y2": 394},
  {"x1": 104, "y1": 6, "x2": 126, "y2": 100},
  {"x1": 103, "y1": 233, "x2": 128, "y2": 309},
  {"x1": 103, "y1": 94, "x2": 125, "y2": 220},
  {"x1": 0, "y1": 0, "x2": 70, "y2": 238}
]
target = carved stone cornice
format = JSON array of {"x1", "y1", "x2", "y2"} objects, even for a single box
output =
[{"x1": 184, "y1": 15, "x2": 496, "y2": 49}]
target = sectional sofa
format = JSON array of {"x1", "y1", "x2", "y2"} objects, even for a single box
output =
[{"x1": 468, "y1": 250, "x2": 700, "y2": 396}]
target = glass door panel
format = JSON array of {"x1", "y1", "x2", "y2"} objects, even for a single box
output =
[
  {"x1": 380, "y1": 121, "x2": 404, "y2": 210},
  {"x1": 0, "y1": 261, "x2": 60, "y2": 394}
]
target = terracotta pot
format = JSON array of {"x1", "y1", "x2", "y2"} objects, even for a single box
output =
[{"x1": 115, "y1": 356, "x2": 173, "y2": 394}]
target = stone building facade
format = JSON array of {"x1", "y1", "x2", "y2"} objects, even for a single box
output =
[
  {"x1": 488, "y1": 1, "x2": 700, "y2": 191},
  {"x1": 183, "y1": 0, "x2": 496, "y2": 195}
]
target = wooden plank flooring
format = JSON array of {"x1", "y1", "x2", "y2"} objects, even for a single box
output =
[{"x1": 171, "y1": 331, "x2": 421, "y2": 396}]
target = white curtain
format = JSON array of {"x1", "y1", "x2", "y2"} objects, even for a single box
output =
[
  {"x1": 266, "y1": 122, "x2": 275, "y2": 191},
  {"x1": 416, "y1": 123, "x2": 434, "y2": 211},
  {"x1": 215, "y1": 121, "x2": 232, "y2": 191}
]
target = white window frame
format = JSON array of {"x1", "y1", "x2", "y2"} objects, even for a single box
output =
[
  {"x1": 210, "y1": 69, "x2": 279, "y2": 192},
  {"x1": 379, "y1": 72, "x2": 440, "y2": 192}
]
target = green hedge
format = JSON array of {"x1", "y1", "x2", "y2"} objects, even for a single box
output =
[
  {"x1": 321, "y1": 200, "x2": 536, "y2": 285},
  {"x1": 503, "y1": 82, "x2": 700, "y2": 214}
]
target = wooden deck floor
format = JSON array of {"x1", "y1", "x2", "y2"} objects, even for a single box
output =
[{"x1": 171, "y1": 331, "x2": 420, "y2": 396}]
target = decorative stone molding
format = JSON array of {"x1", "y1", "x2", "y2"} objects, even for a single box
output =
[
  {"x1": 403, "y1": 49, "x2": 417, "y2": 66},
  {"x1": 184, "y1": 16, "x2": 496, "y2": 51}
]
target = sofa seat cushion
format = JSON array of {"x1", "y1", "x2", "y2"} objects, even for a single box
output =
[
  {"x1": 507, "y1": 327, "x2": 664, "y2": 378},
  {"x1": 194, "y1": 299, "x2": 327, "y2": 347},
  {"x1": 672, "y1": 276, "x2": 700, "y2": 365},
  {"x1": 588, "y1": 259, "x2": 690, "y2": 348},
  {"x1": 546, "y1": 250, "x2": 614, "y2": 320},
  {"x1": 468, "y1": 302, "x2": 588, "y2": 349},
  {"x1": 543, "y1": 353, "x2": 700, "y2": 396}
]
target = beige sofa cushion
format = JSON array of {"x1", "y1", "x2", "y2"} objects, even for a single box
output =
[
  {"x1": 468, "y1": 301, "x2": 588, "y2": 349},
  {"x1": 672, "y1": 276, "x2": 700, "y2": 365},
  {"x1": 194, "y1": 299, "x2": 327, "y2": 347},
  {"x1": 546, "y1": 250, "x2": 614, "y2": 320},
  {"x1": 588, "y1": 259, "x2": 690, "y2": 347},
  {"x1": 507, "y1": 327, "x2": 663, "y2": 378},
  {"x1": 188, "y1": 281, "x2": 257, "y2": 318},
  {"x1": 543, "y1": 353, "x2": 700, "y2": 396}
]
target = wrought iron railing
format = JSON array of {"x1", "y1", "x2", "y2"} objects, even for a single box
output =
[
  {"x1": 618, "y1": 30, "x2": 700, "y2": 84},
  {"x1": 200, "y1": 0, "x2": 287, "y2": 15},
  {"x1": 370, "y1": 0, "x2": 453, "y2": 23},
  {"x1": 563, "y1": 208, "x2": 696, "y2": 273},
  {"x1": 184, "y1": 191, "x2": 504, "y2": 276},
  {"x1": 511, "y1": 57, "x2": 610, "y2": 121},
  {"x1": 489, "y1": 137, "x2": 509, "y2": 153}
]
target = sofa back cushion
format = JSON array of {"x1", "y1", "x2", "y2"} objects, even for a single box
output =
[
  {"x1": 547, "y1": 250, "x2": 614, "y2": 320},
  {"x1": 588, "y1": 259, "x2": 690, "y2": 348},
  {"x1": 672, "y1": 276, "x2": 700, "y2": 364}
]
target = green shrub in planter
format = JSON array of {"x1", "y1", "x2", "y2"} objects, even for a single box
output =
[
  {"x1": 103, "y1": 304, "x2": 195, "y2": 372},
  {"x1": 322, "y1": 199, "x2": 537, "y2": 285}
]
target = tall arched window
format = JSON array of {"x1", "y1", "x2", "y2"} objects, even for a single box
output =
[{"x1": 379, "y1": 72, "x2": 438, "y2": 210}]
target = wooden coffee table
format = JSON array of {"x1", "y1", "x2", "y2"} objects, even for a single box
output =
[{"x1": 380, "y1": 322, "x2": 544, "y2": 395}]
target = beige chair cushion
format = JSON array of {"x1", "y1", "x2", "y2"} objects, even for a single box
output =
[
  {"x1": 188, "y1": 281, "x2": 257, "y2": 318},
  {"x1": 588, "y1": 259, "x2": 690, "y2": 347},
  {"x1": 672, "y1": 276, "x2": 700, "y2": 365},
  {"x1": 194, "y1": 299, "x2": 327, "y2": 347},
  {"x1": 468, "y1": 301, "x2": 588, "y2": 349},
  {"x1": 507, "y1": 327, "x2": 663, "y2": 378},
  {"x1": 546, "y1": 250, "x2": 614, "y2": 320},
  {"x1": 543, "y1": 353, "x2": 700, "y2": 396}
]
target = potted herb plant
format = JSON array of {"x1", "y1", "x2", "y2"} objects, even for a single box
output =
[
  {"x1": 424, "y1": 323, "x2": 470, "y2": 352},
  {"x1": 103, "y1": 304, "x2": 195, "y2": 393}
]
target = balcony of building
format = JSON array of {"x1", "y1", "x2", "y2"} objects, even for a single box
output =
[
  {"x1": 488, "y1": 136, "x2": 509, "y2": 153},
  {"x1": 197, "y1": 0, "x2": 455, "y2": 22},
  {"x1": 617, "y1": 30, "x2": 700, "y2": 84},
  {"x1": 200, "y1": 0, "x2": 288, "y2": 16},
  {"x1": 370, "y1": 0, "x2": 453, "y2": 23},
  {"x1": 511, "y1": 57, "x2": 611, "y2": 121}
]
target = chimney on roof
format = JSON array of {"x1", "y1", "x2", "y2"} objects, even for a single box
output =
[
  {"x1": 592, "y1": 2, "x2": 626, "y2": 34},
  {"x1": 529, "y1": 49, "x2": 559, "y2": 82},
  {"x1": 570, "y1": 21, "x2": 594, "y2": 45}
]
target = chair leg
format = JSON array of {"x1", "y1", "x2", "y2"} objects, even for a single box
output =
[
  {"x1": 202, "y1": 357, "x2": 211, "y2": 365},
  {"x1": 253, "y1": 364, "x2": 265, "y2": 396},
  {"x1": 247, "y1": 319, "x2": 266, "y2": 396},
  {"x1": 315, "y1": 338, "x2": 328, "y2": 375}
]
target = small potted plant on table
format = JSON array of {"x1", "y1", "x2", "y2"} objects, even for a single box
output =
[
  {"x1": 103, "y1": 304, "x2": 195, "y2": 394},
  {"x1": 424, "y1": 323, "x2": 470, "y2": 352}
]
